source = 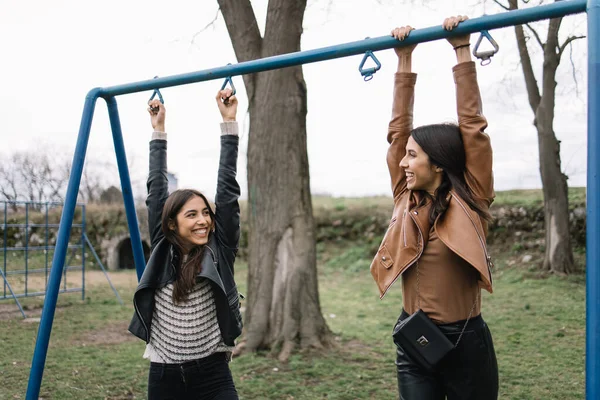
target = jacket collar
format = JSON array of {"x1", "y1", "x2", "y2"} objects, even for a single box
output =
[{"x1": 137, "y1": 233, "x2": 225, "y2": 292}]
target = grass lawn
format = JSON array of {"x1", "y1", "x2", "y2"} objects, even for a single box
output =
[{"x1": 0, "y1": 239, "x2": 585, "y2": 400}]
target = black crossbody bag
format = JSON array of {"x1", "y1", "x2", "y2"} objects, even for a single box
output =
[{"x1": 392, "y1": 262, "x2": 479, "y2": 371}]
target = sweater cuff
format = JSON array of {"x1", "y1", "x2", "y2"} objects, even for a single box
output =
[
  {"x1": 220, "y1": 122, "x2": 239, "y2": 136},
  {"x1": 152, "y1": 131, "x2": 167, "y2": 141}
]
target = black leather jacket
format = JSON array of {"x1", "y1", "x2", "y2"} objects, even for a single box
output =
[{"x1": 128, "y1": 135, "x2": 243, "y2": 346}]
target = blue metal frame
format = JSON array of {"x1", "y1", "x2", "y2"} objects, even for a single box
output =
[
  {"x1": 588, "y1": 0, "x2": 599, "y2": 398},
  {"x1": 26, "y1": 1, "x2": 594, "y2": 398},
  {"x1": 0, "y1": 201, "x2": 86, "y2": 311}
]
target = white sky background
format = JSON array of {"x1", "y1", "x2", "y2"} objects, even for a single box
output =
[{"x1": 0, "y1": 0, "x2": 588, "y2": 201}]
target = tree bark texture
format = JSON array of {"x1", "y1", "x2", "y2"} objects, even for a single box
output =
[
  {"x1": 509, "y1": 0, "x2": 574, "y2": 274},
  {"x1": 217, "y1": 0, "x2": 332, "y2": 360}
]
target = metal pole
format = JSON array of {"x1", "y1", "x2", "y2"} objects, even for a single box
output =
[
  {"x1": 98, "y1": 0, "x2": 586, "y2": 98},
  {"x1": 588, "y1": 1, "x2": 600, "y2": 398},
  {"x1": 26, "y1": 88, "x2": 101, "y2": 400},
  {"x1": 45, "y1": 203, "x2": 49, "y2": 289},
  {"x1": 81, "y1": 204, "x2": 85, "y2": 301},
  {"x1": 105, "y1": 97, "x2": 146, "y2": 280},
  {"x1": 3, "y1": 202, "x2": 7, "y2": 298},
  {"x1": 25, "y1": 203, "x2": 28, "y2": 295}
]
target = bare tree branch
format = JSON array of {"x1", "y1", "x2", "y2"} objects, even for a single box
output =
[
  {"x1": 217, "y1": 0, "x2": 263, "y2": 102},
  {"x1": 509, "y1": 0, "x2": 541, "y2": 112},
  {"x1": 524, "y1": 23, "x2": 545, "y2": 50},
  {"x1": 191, "y1": 7, "x2": 221, "y2": 46},
  {"x1": 558, "y1": 35, "x2": 586, "y2": 60},
  {"x1": 568, "y1": 39, "x2": 580, "y2": 97},
  {"x1": 546, "y1": 16, "x2": 562, "y2": 55}
]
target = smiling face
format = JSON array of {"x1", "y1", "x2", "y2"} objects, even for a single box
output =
[
  {"x1": 400, "y1": 136, "x2": 444, "y2": 194},
  {"x1": 169, "y1": 195, "x2": 213, "y2": 253}
]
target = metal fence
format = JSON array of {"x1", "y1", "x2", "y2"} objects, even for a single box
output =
[{"x1": 1, "y1": 201, "x2": 123, "y2": 319}]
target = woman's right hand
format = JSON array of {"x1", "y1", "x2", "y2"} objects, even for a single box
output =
[
  {"x1": 216, "y1": 89, "x2": 238, "y2": 122},
  {"x1": 391, "y1": 26, "x2": 417, "y2": 58},
  {"x1": 147, "y1": 99, "x2": 166, "y2": 132}
]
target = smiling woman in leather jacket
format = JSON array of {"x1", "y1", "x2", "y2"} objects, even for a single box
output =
[
  {"x1": 128, "y1": 89, "x2": 243, "y2": 400},
  {"x1": 370, "y1": 16, "x2": 499, "y2": 399}
]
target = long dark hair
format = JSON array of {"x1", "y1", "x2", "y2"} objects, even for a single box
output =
[
  {"x1": 161, "y1": 189, "x2": 215, "y2": 304},
  {"x1": 411, "y1": 123, "x2": 491, "y2": 225}
]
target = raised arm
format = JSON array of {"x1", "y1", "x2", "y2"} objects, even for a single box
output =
[
  {"x1": 388, "y1": 26, "x2": 418, "y2": 200},
  {"x1": 214, "y1": 89, "x2": 241, "y2": 252},
  {"x1": 445, "y1": 16, "x2": 495, "y2": 204},
  {"x1": 146, "y1": 100, "x2": 169, "y2": 250}
]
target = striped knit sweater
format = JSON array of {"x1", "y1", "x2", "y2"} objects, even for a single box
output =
[{"x1": 143, "y1": 278, "x2": 233, "y2": 363}]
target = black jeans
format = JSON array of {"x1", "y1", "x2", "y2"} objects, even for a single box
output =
[
  {"x1": 148, "y1": 352, "x2": 238, "y2": 400},
  {"x1": 393, "y1": 310, "x2": 499, "y2": 400}
]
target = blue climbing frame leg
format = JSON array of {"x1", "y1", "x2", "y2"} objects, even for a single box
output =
[
  {"x1": 106, "y1": 97, "x2": 147, "y2": 281},
  {"x1": 588, "y1": 0, "x2": 600, "y2": 399},
  {"x1": 26, "y1": 89, "x2": 101, "y2": 400}
]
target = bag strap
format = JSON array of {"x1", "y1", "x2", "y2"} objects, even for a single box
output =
[{"x1": 416, "y1": 262, "x2": 480, "y2": 348}]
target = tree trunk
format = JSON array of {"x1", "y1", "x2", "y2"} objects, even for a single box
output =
[
  {"x1": 509, "y1": 0, "x2": 574, "y2": 274},
  {"x1": 217, "y1": 0, "x2": 332, "y2": 361},
  {"x1": 536, "y1": 16, "x2": 574, "y2": 274}
]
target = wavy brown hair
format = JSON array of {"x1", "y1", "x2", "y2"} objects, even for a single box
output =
[
  {"x1": 161, "y1": 189, "x2": 215, "y2": 304},
  {"x1": 410, "y1": 123, "x2": 492, "y2": 225}
]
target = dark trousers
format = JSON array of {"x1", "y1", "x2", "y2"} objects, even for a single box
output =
[
  {"x1": 148, "y1": 352, "x2": 238, "y2": 400},
  {"x1": 393, "y1": 311, "x2": 499, "y2": 400}
]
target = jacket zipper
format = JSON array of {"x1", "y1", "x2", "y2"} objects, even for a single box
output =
[
  {"x1": 382, "y1": 209, "x2": 424, "y2": 299},
  {"x1": 402, "y1": 209, "x2": 407, "y2": 247},
  {"x1": 451, "y1": 194, "x2": 493, "y2": 285},
  {"x1": 134, "y1": 299, "x2": 151, "y2": 342},
  {"x1": 205, "y1": 245, "x2": 217, "y2": 264}
]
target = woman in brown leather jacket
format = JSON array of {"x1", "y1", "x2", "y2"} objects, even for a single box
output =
[{"x1": 370, "y1": 16, "x2": 499, "y2": 399}]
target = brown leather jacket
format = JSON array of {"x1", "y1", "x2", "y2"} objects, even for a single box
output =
[{"x1": 370, "y1": 61, "x2": 495, "y2": 299}]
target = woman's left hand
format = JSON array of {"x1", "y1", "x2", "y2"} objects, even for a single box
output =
[
  {"x1": 443, "y1": 15, "x2": 470, "y2": 49},
  {"x1": 216, "y1": 89, "x2": 237, "y2": 122}
]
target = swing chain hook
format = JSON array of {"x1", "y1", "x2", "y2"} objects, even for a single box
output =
[
  {"x1": 148, "y1": 76, "x2": 164, "y2": 112},
  {"x1": 358, "y1": 39, "x2": 382, "y2": 82},
  {"x1": 473, "y1": 30, "x2": 500, "y2": 66},
  {"x1": 220, "y1": 63, "x2": 236, "y2": 104}
]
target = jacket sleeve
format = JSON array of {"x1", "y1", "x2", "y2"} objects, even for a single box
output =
[
  {"x1": 387, "y1": 73, "x2": 417, "y2": 200},
  {"x1": 215, "y1": 134, "x2": 241, "y2": 257},
  {"x1": 453, "y1": 62, "x2": 495, "y2": 205},
  {"x1": 146, "y1": 139, "x2": 169, "y2": 251}
]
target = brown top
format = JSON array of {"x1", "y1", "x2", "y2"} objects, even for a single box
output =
[{"x1": 402, "y1": 225, "x2": 481, "y2": 324}]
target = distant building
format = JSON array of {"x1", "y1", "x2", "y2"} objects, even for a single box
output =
[{"x1": 167, "y1": 172, "x2": 178, "y2": 194}]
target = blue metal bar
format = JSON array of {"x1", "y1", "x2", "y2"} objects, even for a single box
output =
[
  {"x1": 1, "y1": 288, "x2": 83, "y2": 299},
  {"x1": 4, "y1": 224, "x2": 83, "y2": 228},
  {"x1": 0, "y1": 201, "x2": 92, "y2": 207},
  {"x1": 7, "y1": 245, "x2": 82, "y2": 251},
  {"x1": 3, "y1": 202, "x2": 7, "y2": 298},
  {"x1": 588, "y1": 1, "x2": 600, "y2": 398},
  {"x1": 0, "y1": 266, "x2": 27, "y2": 318},
  {"x1": 26, "y1": 89, "x2": 101, "y2": 400},
  {"x1": 98, "y1": 0, "x2": 586, "y2": 98},
  {"x1": 25, "y1": 203, "x2": 29, "y2": 295},
  {"x1": 105, "y1": 97, "x2": 146, "y2": 281},
  {"x1": 4, "y1": 266, "x2": 83, "y2": 275},
  {"x1": 45, "y1": 203, "x2": 49, "y2": 290},
  {"x1": 81, "y1": 205, "x2": 85, "y2": 301},
  {"x1": 84, "y1": 234, "x2": 124, "y2": 305}
]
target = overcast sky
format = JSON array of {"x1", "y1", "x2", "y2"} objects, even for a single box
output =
[{"x1": 0, "y1": 0, "x2": 588, "y2": 201}]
